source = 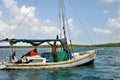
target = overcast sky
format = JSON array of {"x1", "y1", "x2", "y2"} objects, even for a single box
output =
[{"x1": 0, "y1": 0, "x2": 120, "y2": 45}]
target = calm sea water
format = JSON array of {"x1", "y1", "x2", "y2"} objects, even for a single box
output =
[{"x1": 0, "y1": 47, "x2": 120, "y2": 80}]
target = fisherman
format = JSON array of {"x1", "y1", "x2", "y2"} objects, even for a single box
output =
[
  {"x1": 20, "y1": 48, "x2": 39, "y2": 62},
  {"x1": 21, "y1": 48, "x2": 38, "y2": 58},
  {"x1": 47, "y1": 41, "x2": 58, "y2": 62},
  {"x1": 11, "y1": 52, "x2": 18, "y2": 63}
]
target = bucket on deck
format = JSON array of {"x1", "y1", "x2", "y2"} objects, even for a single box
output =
[{"x1": 44, "y1": 53, "x2": 50, "y2": 61}]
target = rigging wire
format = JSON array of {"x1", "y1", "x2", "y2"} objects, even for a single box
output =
[
  {"x1": 69, "y1": 0, "x2": 93, "y2": 45},
  {"x1": 9, "y1": 0, "x2": 40, "y2": 38},
  {"x1": 7, "y1": 0, "x2": 40, "y2": 55},
  {"x1": 0, "y1": 19, "x2": 11, "y2": 38}
]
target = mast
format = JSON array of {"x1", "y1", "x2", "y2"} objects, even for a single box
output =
[
  {"x1": 59, "y1": 0, "x2": 72, "y2": 59},
  {"x1": 60, "y1": 0, "x2": 67, "y2": 39}
]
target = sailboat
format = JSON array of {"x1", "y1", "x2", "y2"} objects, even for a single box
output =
[{"x1": 0, "y1": 0, "x2": 97, "y2": 69}]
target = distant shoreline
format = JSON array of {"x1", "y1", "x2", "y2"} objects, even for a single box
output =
[{"x1": 0, "y1": 43, "x2": 120, "y2": 48}]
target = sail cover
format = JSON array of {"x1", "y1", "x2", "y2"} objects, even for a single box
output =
[{"x1": 3, "y1": 38, "x2": 60, "y2": 46}]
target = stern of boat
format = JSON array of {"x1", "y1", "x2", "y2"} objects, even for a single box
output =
[{"x1": 71, "y1": 50, "x2": 97, "y2": 66}]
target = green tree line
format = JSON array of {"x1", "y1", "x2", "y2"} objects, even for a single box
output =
[{"x1": 0, "y1": 43, "x2": 120, "y2": 48}]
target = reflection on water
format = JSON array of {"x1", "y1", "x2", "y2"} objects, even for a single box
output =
[{"x1": 0, "y1": 47, "x2": 120, "y2": 80}]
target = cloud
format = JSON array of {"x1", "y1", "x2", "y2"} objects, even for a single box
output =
[
  {"x1": 118, "y1": 8, "x2": 120, "y2": 14},
  {"x1": 93, "y1": 27, "x2": 111, "y2": 35},
  {"x1": 101, "y1": 0, "x2": 120, "y2": 3},
  {"x1": 93, "y1": 9, "x2": 120, "y2": 34},
  {"x1": 0, "y1": 0, "x2": 59, "y2": 39},
  {"x1": 106, "y1": 8, "x2": 120, "y2": 29},
  {"x1": 93, "y1": 7, "x2": 120, "y2": 42},
  {"x1": 3, "y1": 0, "x2": 17, "y2": 8},
  {"x1": 0, "y1": 0, "x2": 90, "y2": 44},
  {"x1": 67, "y1": 19, "x2": 81, "y2": 42},
  {"x1": 0, "y1": 20, "x2": 15, "y2": 38},
  {"x1": 107, "y1": 18, "x2": 120, "y2": 29},
  {"x1": 0, "y1": 11, "x2": 2, "y2": 17},
  {"x1": 103, "y1": 10, "x2": 110, "y2": 14}
]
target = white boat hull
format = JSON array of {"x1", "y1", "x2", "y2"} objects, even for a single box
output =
[{"x1": 1, "y1": 50, "x2": 96, "y2": 69}]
